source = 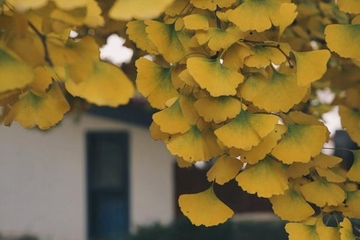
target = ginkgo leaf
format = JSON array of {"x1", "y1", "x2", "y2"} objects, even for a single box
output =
[
  {"x1": 228, "y1": 0, "x2": 290, "y2": 32},
  {"x1": 293, "y1": 50, "x2": 330, "y2": 86},
  {"x1": 316, "y1": 167, "x2": 346, "y2": 183},
  {"x1": 187, "y1": 57, "x2": 244, "y2": 97},
  {"x1": 339, "y1": 218, "x2": 357, "y2": 240},
  {"x1": 337, "y1": 0, "x2": 360, "y2": 14},
  {"x1": 31, "y1": 67, "x2": 52, "y2": 96},
  {"x1": 146, "y1": 20, "x2": 193, "y2": 63},
  {"x1": 278, "y1": 3, "x2": 298, "y2": 38},
  {"x1": 109, "y1": 0, "x2": 174, "y2": 20},
  {"x1": 65, "y1": 61, "x2": 134, "y2": 107},
  {"x1": 126, "y1": 20, "x2": 158, "y2": 55},
  {"x1": 270, "y1": 185, "x2": 314, "y2": 221},
  {"x1": 300, "y1": 179, "x2": 346, "y2": 207},
  {"x1": 286, "y1": 161, "x2": 314, "y2": 178},
  {"x1": 233, "y1": 124, "x2": 287, "y2": 164},
  {"x1": 343, "y1": 190, "x2": 360, "y2": 218},
  {"x1": 206, "y1": 155, "x2": 243, "y2": 185},
  {"x1": 286, "y1": 222, "x2": 320, "y2": 240},
  {"x1": 183, "y1": 14, "x2": 210, "y2": 30},
  {"x1": 339, "y1": 105, "x2": 360, "y2": 146},
  {"x1": 242, "y1": 70, "x2": 309, "y2": 112},
  {"x1": 316, "y1": 218, "x2": 341, "y2": 240},
  {"x1": 178, "y1": 94, "x2": 199, "y2": 125},
  {"x1": 176, "y1": 157, "x2": 193, "y2": 168},
  {"x1": 178, "y1": 186, "x2": 234, "y2": 226},
  {"x1": 236, "y1": 156, "x2": 289, "y2": 198},
  {"x1": 195, "y1": 26, "x2": 245, "y2": 51},
  {"x1": 244, "y1": 43, "x2": 291, "y2": 68},
  {"x1": 149, "y1": 121, "x2": 170, "y2": 142},
  {"x1": 325, "y1": 24, "x2": 360, "y2": 61},
  {"x1": 0, "y1": 47, "x2": 34, "y2": 93},
  {"x1": 272, "y1": 123, "x2": 328, "y2": 164},
  {"x1": 313, "y1": 153, "x2": 342, "y2": 169},
  {"x1": 152, "y1": 98, "x2": 190, "y2": 134},
  {"x1": 52, "y1": 0, "x2": 88, "y2": 10},
  {"x1": 215, "y1": 110, "x2": 279, "y2": 151},
  {"x1": 135, "y1": 57, "x2": 178, "y2": 109},
  {"x1": 194, "y1": 96, "x2": 241, "y2": 123},
  {"x1": 84, "y1": 0, "x2": 105, "y2": 28},
  {"x1": 347, "y1": 150, "x2": 360, "y2": 182},
  {"x1": 7, "y1": 0, "x2": 48, "y2": 11},
  {"x1": 190, "y1": 0, "x2": 236, "y2": 11},
  {"x1": 223, "y1": 43, "x2": 254, "y2": 70},
  {"x1": 167, "y1": 125, "x2": 223, "y2": 162},
  {"x1": 4, "y1": 84, "x2": 70, "y2": 130}
]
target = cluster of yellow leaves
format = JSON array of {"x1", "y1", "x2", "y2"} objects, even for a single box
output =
[
  {"x1": 0, "y1": 0, "x2": 149, "y2": 129},
  {"x1": 128, "y1": 0, "x2": 360, "y2": 238}
]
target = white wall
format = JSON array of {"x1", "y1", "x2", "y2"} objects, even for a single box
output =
[{"x1": 0, "y1": 114, "x2": 174, "y2": 240}]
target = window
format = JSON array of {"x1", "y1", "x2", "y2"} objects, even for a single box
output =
[{"x1": 86, "y1": 132, "x2": 129, "y2": 240}]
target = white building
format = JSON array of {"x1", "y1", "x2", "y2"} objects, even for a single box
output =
[{"x1": 0, "y1": 106, "x2": 175, "y2": 240}]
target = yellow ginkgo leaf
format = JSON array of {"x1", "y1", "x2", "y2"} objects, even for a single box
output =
[
  {"x1": 339, "y1": 218, "x2": 357, "y2": 240},
  {"x1": 244, "y1": 43, "x2": 291, "y2": 68},
  {"x1": 126, "y1": 20, "x2": 158, "y2": 55},
  {"x1": 316, "y1": 167, "x2": 346, "y2": 183},
  {"x1": 337, "y1": 0, "x2": 360, "y2": 14},
  {"x1": 0, "y1": 47, "x2": 34, "y2": 93},
  {"x1": 187, "y1": 57, "x2": 244, "y2": 97},
  {"x1": 347, "y1": 150, "x2": 360, "y2": 182},
  {"x1": 7, "y1": 0, "x2": 48, "y2": 11},
  {"x1": 52, "y1": 0, "x2": 88, "y2": 10},
  {"x1": 190, "y1": 0, "x2": 236, "y2": 11},
  {"x1": 286, "y1": 161, "x2": 314, "y2": 179},
  {"x1": 313, "y1": 153, "x2": 342, "y2": 169},
  {"x1": 228, "y1": 0, "x2": 290, "y2": 32},
  {"x1": 178, "y1": 186, "x2": 234, "y2": 226},
  {"x1": 30, "y1": 67, "x2": 52, "y2": 96},
  {"x1": 215, "y1": 110, "x2": 279, "y2": 151},
  {"x1": 242, "y1": 70, "x2": 309, "y2": 112},
  {"x1": 293, "y1": 50, "x2": 331, "y2": 86},
  {"x1": 339, "y1": 105, "x2": 360, "y2": 146},
  {"x1": 153, "y1": 98, "x2": 190, "y2": 134},
  {"x1": 84, "y1": 0, "x2": 105, "y2": 28},
  {"x1": 206, "y1": 155, "x2": 243, "y2": 185},
  {"x1": 300, "y1": 179, "x2": 346, "y2": 207},
  {"x1": 343, "y1": 190, "x2": 360, "y2": 218},
  {"x1": 109, "y1": 0, "x2": 174, "y2": 20},
  {"x1": 240, "y1": 72, "x2": 268, "y2": 102},
  {"x1": 316, "y1": 218, "x2": 341, "y2": 240},
  {"x1": 146, "y1": 20, "x2": 193, "y2": 63},
  {"x1": 286, "y1": 222, "x2": 320, "y2": 240},
  {"x1": 194, "y1": 96, "x2": 241, "y2": 123},
  {"x1": 233, "y1": 124, "x2": 287, "y2": 164},
  {"x1": 176, "y1": 157, "x2": 193, "y2": 168},
  {"x1": 65, "y1": 61, "x2": 134, "y2": 107},
  {"x1": 223, "y1": 43, "x2": 254, "y2": 70},
  {"x1": 149, "y1": 121, "x2": 170, "y2": 142},
  {"x1": 4, "y1": 84, "x2": 70, "y2": 130},
  {"x1": 325, "y1": 24, "x2": 360, "y2": 61},
  {"x1": 179, "y1": 94, "x2": 199, "y2": 125},
  {"x1": 135, "y1": 57, "x2": 178, "y2": 109},
  {"x1": 195, "y1": 26, "x2": 245, "y2": 51},
  {"x1": 278, "y1": 3, "x2": 298, "y2": 38},
  {"x1": 270, "y1": 185, "x2": 314, "y2": 221},
  {"x1": 236, "y1": 156, "x2": 289, "y2": 198},
  {"x1": 167, "y1": 125, "x2": 223, "y2": 162},
  {"x1": 183, "y1": 14, "x2": 210, "y2": 30},
  {"x1": 272, "y1": 123, "x2": 328, "y2": 164}
]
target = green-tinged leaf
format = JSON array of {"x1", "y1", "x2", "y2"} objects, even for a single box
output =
[
  {"x1": 236, "y1": 156, "x2": 289, "y2": 198},
  {"x1": 215, "y1": 110, "x2": 279, "y2": 151},
  {"x1": 325, "y1": 24, "x2": 360, "y2": 61},
  {"x1": 126, "y1": 20, "x2": 158, "y2": 55},
  {"x1": 4, "y1": 84, "x2": 69, "y2": 130},
  {"x1": 286, "y1": 221, "x2": 320, "y2": 240},
  {"x1": 187, "y1": 57, "x2": 244, "y2": 97},
  {"x1": 178, "y1": 186, "x2": 234, "y2": 226},
  {"x1": 135, "y1": 57, "x2": 178, "y2": 109},
  {"x1": 339, "y1": 105, "x2": 360, "y2": 146}
]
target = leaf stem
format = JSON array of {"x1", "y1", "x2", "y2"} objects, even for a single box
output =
[{"x1": 28, "y1": 21, "x2": 53, "y2": 66}]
